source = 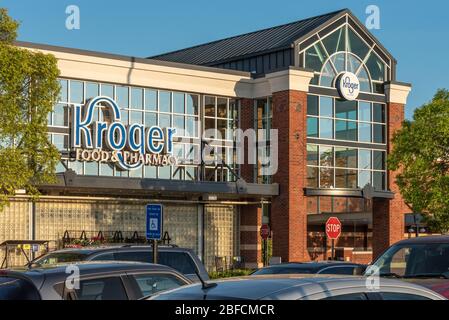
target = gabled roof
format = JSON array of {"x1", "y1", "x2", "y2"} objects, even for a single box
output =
[{"x1": 148, "y1": 9, "x2": 348, "y2": 66}]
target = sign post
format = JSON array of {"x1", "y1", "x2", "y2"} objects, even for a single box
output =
[
  {"x1": 260, "y1": 224, "x2": 270, "y2": 266},
  {"x1": 325, "y1": 217, "x2": 342, "y2": 261},
  {"x1": 146, "y1": 204, "x2": 163, "y2": 264}
]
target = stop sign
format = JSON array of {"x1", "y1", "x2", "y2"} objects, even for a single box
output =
[
  {"x1": 260, "y1": 224, "x2": 270, "y2": 240},
  {"x1": 326, "y1": 217, "x2": 342, "y2": 240}
]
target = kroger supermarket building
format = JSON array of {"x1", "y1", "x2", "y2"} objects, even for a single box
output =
[{"x1": 1, "y1": 9, "x2": 413, "y2": 269}]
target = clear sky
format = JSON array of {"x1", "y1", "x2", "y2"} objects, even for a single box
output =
[{"x1": 2, "y1": 0, "x2": 448, "y2": 119}]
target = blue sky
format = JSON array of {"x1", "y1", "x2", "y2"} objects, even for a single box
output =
[{"x1": 2, "y1": 0, "x2": 448, "y2": 119}]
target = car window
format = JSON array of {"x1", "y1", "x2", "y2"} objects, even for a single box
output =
[
  {"x1": 74, "y1": 277, "x2": 128, "y2": 300},
  {"x1": 32, "y1": 252, "x2": 89, "y2": 266},
  {"x1": 253, "y1": 267, "x2": 314, "y2": 275},
  {"x1": 90, "y1": 252, "x2": 115, "y2": 261},
  {"x1": 130, "y1": 273, "x2": 185, "y2": 298},
  {"x1": 322, "y1": 293, "x2": 368, "y2": 300},
  {"x1": 320, "y1": 266, "x2": 357, "y2": 275},
  {"x1": 158, "y1": 252, "x2": 196, "y2": 275},
  {"x1": 113, "y1": 251, "x2": 152, "y2": 263},
  {"x1": 379, "y1": 292, "x2": 431, "y2": 301},
  {"x1": 0, "y1": 277, "x2": 41, "y2": 300}
]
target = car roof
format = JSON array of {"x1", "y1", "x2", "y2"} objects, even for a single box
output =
[
  {"x1": 394, "y1": 235, "x2": 449, "y2": 245},
  {"x1": 153, "y1": 274, "x2": 442, "y2": 300}
]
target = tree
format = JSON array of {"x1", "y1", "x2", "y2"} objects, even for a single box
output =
[
  {"x1": 389, "y1": 89, "x2": 449, "y2": 234},
  {"x1": 0, "y1": 8, "x2": 60, "y2": 210}
]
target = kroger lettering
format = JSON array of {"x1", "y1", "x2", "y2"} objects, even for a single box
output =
[
  {"x1": 342, "y1": 76, "x2": 359, "y2": 93},
  {"x1": 72, "y1": 96, "x2": 177, "y2": 170},
  {"x1": 336, "y1": 72, "x2": 360, "y2": 101}
]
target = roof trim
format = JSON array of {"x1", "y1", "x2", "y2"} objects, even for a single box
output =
[{"x1": 15, "y1": 41, "x2": 252, "y2": 77}]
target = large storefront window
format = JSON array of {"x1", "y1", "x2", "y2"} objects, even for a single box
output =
[
  {"x1": 255, "y1": 97, "x2": 273, "y2": 184},
  {"x1": 307, "y1": 144, "x2": 387, "y2": 191},
  {"x1": 48, "y1": 79, "x2": 239, "y2": 182},
  {"x1": 306, "y1": 95, "x2": 386, "y2": 144}
]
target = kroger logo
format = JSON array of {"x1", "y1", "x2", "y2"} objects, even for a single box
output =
[
  {"x1": 336, "y1": 72, "x2": 360, "y2": 101},
  {"x1": 71, "y1": 96, "x2": 177, "y2": 171}
]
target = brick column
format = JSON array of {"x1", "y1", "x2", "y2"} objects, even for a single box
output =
[
  {"x1": 270, "y1": 90, "x2": 309, "y2": 262},
  {"x1": 240, "y1": 205, "x2": 263, "y2": 269},
  {"x1": 372, "y1": 82, "x2": 412, "y2": 259}
]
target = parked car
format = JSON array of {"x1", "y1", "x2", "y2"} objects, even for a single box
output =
[
  {"x1": 252, "y1": 262, "x2": 366, "y2": 276},
  {"x1": 1, "y1": 261, "x2": 191, "y2": 300},
  {"x1": 149, "y1": 274, "x2": 446, "y2": 300},
  {"x1": 365, "y1": 235, "x2": 449, "y2": 298},
  {"x1": 29, "y1": 245, "x2": 208, "y2": 282}
]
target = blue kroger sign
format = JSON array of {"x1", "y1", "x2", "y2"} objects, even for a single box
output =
[{"x1": 72, "y1": 96, "x2": 177, "y2": 171}]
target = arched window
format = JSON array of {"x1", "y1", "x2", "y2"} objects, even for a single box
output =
[{"x1": 302, "y1": 25, "x2": 389, "y2": 94}]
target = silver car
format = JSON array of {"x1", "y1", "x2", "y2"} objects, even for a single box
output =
[{"x1": 149, "y1": 275, "x2": 446, "y2": 300}]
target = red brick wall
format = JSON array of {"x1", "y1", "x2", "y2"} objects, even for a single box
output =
[
  {"x1": 239, "y1": 98, "x2": 255, "y2": 183},
  {"x1": 240, "y1": 204, "x2": 262, "y2": 268},
  {"x1": 271, "y1": 90, "x2": 309, "y2": 262},
  {"x1": 372, "y1": 102, "x2": 408, "y2": 259}
]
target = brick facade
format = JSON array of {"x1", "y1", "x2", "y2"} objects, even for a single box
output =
[
  {"x1": 372, "y1": 102, "x2": 408, "y2": 259},
  {"x1": 270, "y1": 90, "x2": 309, "y2": 262}
]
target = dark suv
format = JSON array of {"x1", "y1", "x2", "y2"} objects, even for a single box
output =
[
  {"x1": 30, "y1": 245, "x2": 209, "y2": 282},
  {"x1": 365, "y1": 235, "x2": 449, "y2": 298}
]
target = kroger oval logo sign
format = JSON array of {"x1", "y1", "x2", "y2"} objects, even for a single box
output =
[
  {"x1": 71, "y1": 96, "x2": 177, "y2": 171},
  {"x1": 335, "y1": 72, "x2": 360, "y2": 101}
]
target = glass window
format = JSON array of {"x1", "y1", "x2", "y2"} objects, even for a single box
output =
[
  {"x1": 158, "y1": 166, "x2": 171, "y2": 179},
  {"x1": 335, "y1": 99, "x2": 357, "y2": 120},
  {"x1": 145, "y1": 112, "x2": 157, "y2": 127},
  {"x1": 130, "y1": 274, "x2": 185, "y2": 298},
  {"x1": 373, "y1": 104, "x2": 385, "y2": 123},
  {"x1": 85, "y1": 162, "x2": 98, "y2": 176},
  {"x1": 322, "y1": 26, "x2": 346, "y2": 55},
  {"x1": 319, "y1": 118, "x2": 333, "y2": 139},
  {"x1": 359, "y1": 102, "x2": 371, "y2": 122},
  {"x1": 319, "y1": 96, "x2": 333, "y2": 117},
  {"x1": 159, "y1": 114, "x2": 171, "y2": 128},
  {"x1": 307, "y1": 95, "x2": 319, "y2": 116},
  {"x1": 320, "y1": 168, "x2": 334, "y2": 188},
  {"x1": 373, "y1": 124, "x2": 385, "y2": 144},
  {"x1": 373, "y1": 151, "x2": 386, "y2": 170},
  {"x1": 53, "y1": 134, "x2": 68, "y2": 151},
  {"x1": 145, "y1": 89, "x2": 157, "y2": 111},
  {"x1": 335, "y1": 148, "x2": 357, "y2": 168},
  {"x1": 307, "y1": 167, "x2": 319, "y2": 188},
  {"x1": 347, "y1": 27, "x2": 370, "y2": 60},
  {"x1": 307, "y1": 117, "x2": 318, "y2": 138},
  {"x1": 359, "y1": 150, "x2": 372, "y2": 170},
  {"x1": 130, "y1": 111, "x2": 143, "y2": 124},
  {"x1": 335, "y1": 120, "x2": 357, "y2": 141},
  {"x1": 322, "y1": 293, "x2": 367, "y2": 301},
  {"x1": 335, "y1": 169, "x2": 357, "y2": 189},
  {"x1": 131, "y1": 88, "x2": 143, "y2": 109},
  {"x1": 70, "y1": 80, "x2": 84, "y2": 104},
  {"x1": 100, "y1": 163, "x2": 113, "y2": 176},
  {"x1": 379, "y1": 292, "x2": 431, "y2": 301},
  {"x1": 373, "y1": 171, "x2": 386, "y2": 190},
  {"x1": 0, "y1": 277, "x2": 41, "y2": 300},
  {"x1": 159, "y1": 91, "x2": 171, "y2": 113},
  {"x1": 305, "y1": 42, "x2": 328, "y2": 72},
  {"x1": 75, "y1": 277, "x2": 127, "y2": 300},
  {"x1": 359, "y1": 170, "x2": 371, "y2": 188},
  {"x1": 53, "y1": 104, "x2": 68, "y2": 127},
  {"x1": 173, "y1": 115, "x2": 185, "y2": 132},
  {"x1": 366, "y1": 53, "x2": 385, "y2": 82},
  {"x1": 59, "y1": 79, "x2": 68, "y2": 102},
  {"x1": 173, "y1": 92, "x2": 185, "y2": 114},
  {"x1": 144, "y1": 166, "x2": 156, "y2": 179},
  {"x1": 307, "y1": 145, "x2": 319, "y2": 166},
  {"x1": 186, "y1": 94, "x2": 199, "y2": 115},
  {"x1": 359, "y1": 122, "x2": 372, "y2": 143},
  {"x1": 86, "y1": 82, "x2": 99, "y2": 100},
  {"x1": 186, "y1": 117, "x2": 198, "y2": 137},
  {"x1": 204, "y1": 96, "x2": 215, "y2": 117},
  {"x1": 101, "y1": 84, "x2": 114, "y2": 99},
  {"x1": 331, "y1": 52, "x2": 345, "y2": 73},
  {"x1": 319, "y1": 146, "x2": 333, "y2": 167},
  {"x1": 217, "y1": 98, "x2": 228, "y2": 118},
  {"x1": 116, "y1": 86, "x2": 129, "y2": 108}
]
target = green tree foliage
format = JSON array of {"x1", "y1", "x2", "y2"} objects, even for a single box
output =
[
  {"x1": 389, "y1": 89, "x2": 449, "y2": 234},
  {"x1": 0, "y1": 8, "x2": 60, "y2": 209}
]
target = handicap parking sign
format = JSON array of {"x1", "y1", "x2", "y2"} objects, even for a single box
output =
[{"x1": 146, "y1": 204, "x2": 163, "y2": 240}]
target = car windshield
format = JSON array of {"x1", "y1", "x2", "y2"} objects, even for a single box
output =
[
  {"x1": 368, "y1": 243, "x2": 449, "y2": 278},
  {"x1": 31, "y1": 252, "x2": 89, "y2": 267}
]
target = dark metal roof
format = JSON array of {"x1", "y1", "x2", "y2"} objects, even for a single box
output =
[{"x1": 149, "y1": 9, "x2": 348, "y2": 66}]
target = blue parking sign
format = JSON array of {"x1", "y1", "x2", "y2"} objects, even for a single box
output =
[{"x1": 146, "y1": 204, "x2": 163, "y2": 240}]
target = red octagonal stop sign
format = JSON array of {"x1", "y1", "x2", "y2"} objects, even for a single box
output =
[
  {"x1": 326, "y1": 217, "x2": 342, "y2": 240},
  {"x1": 260, "y1": 224, "x2": 270, "y2": 240}
]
